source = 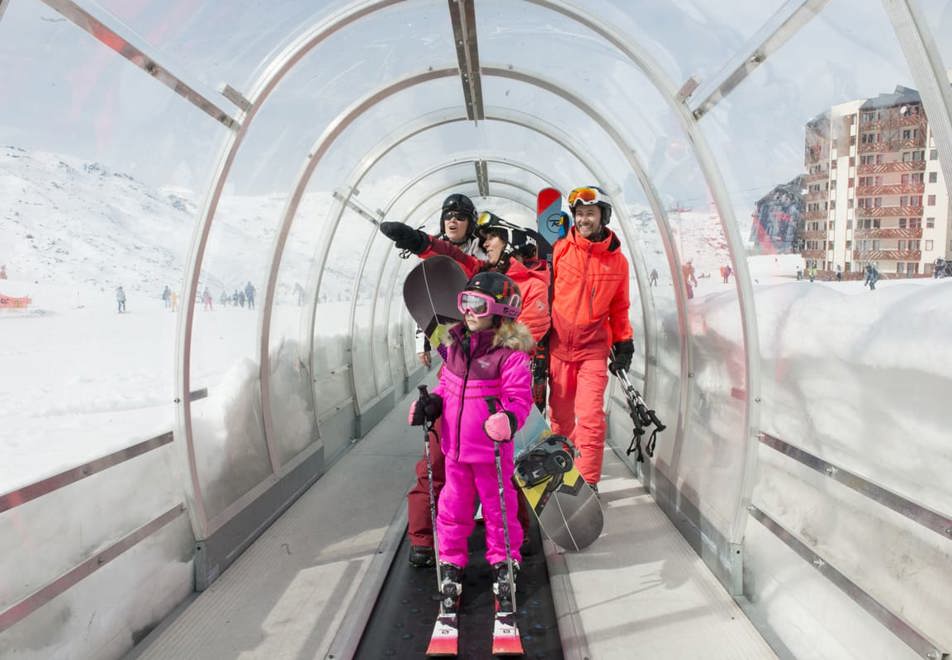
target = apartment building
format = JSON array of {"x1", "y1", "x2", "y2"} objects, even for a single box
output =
[{"x1": 802, "y1": 85, "x2": 951, "y2": 277}]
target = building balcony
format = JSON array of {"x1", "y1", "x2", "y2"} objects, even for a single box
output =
[
  {"x1": 855, "y1": 205, "x2": 923, "y2": 218},
  {"x1": 858, "y1": 114, "x2": 927, "y2": 131},
  {"x1": 853, "y1": 227, "x2": 923, "y2": 239},
  {"x1": 858, "y1": 136, "x2": 927, "y2": 153},
  {"x1": 801, "y1": 249, "x2": 826, "y2": 260},
  {"x1": 804, "y1": 170, "x2": 829, "y2": 182},
  {"x1": 857, "y1": 161, "x2": 926, "y2": 174},
  {"x1": 805, "y1": 190, "x2": 828, "y2": 201},
  {"x1": 855, "y1": 183, "x2": 925, "y2": 196},
  {"x1": 852, "y1": 249, "x2": 922, "y2": 262},
  {"x1": 803, "y1": 209, "x2": 827, "y2": 220},
  {"x1": 802, "y1": 229, "x2": 827, "y2": 240}
]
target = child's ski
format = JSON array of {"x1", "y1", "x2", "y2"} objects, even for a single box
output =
[
  {"x1": 426, "y1": 613, "x2": 459, "y2": 656},
  {"x1": 491, "y1": 607, "x2": 524, "y2": 656},
  {"x1": 426, "y1": 562, "x2": 463, "y2": 656}
]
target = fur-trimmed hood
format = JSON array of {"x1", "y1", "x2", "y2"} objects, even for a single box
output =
[{"x1": 443, "y1": 320, "x2": 534, "y2": 354}]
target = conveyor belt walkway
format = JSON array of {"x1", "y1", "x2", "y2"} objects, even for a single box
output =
[{"x1": 128, "y1": 384, "x2": 775, "y2": 659}]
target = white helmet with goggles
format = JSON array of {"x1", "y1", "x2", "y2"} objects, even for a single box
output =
[{"x1": 568, "y1": 186, "x2": 613, "y2": 225}]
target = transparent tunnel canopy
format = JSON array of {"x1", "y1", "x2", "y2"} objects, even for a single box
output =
[{"x1": 2, "y1": 1, "x2": 952, "y2": 659}]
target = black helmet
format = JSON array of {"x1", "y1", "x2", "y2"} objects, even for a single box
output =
[
  {"x1": 465, "y1": 271, "x2": 522, "y2": 318},
  {"x1": 567, "y1": 185, "x2": 613, "y2": 225},
  {"x1": 440, "y1": 193, "x2": 477, "y2": 238},
  {"x1": 475, "y1": 212, "x2": 538, "y2": 259}
]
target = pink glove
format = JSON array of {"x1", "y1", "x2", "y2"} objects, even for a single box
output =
[{"x1": 484, "y1": 411, "x2": 516, "y2": 442}]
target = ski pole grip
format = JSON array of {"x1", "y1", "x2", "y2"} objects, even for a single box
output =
[{"x1": 418, "y1": 384, "x2": 429, "y2": 402}]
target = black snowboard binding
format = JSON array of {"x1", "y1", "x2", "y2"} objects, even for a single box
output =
[
  {"x1": 515, "y1": 436, "x2": 574, "y2": 488},
  {"x1": 491, "y1": 561, "x2": 520, "y2": 612},
  {"x1": 439, "y1": 563, "x2": 463, "y2": 613}
]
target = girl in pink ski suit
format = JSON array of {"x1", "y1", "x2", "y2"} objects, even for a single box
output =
[{"x1": 414, "y1": 273, "x2": 534, "y2": 572}]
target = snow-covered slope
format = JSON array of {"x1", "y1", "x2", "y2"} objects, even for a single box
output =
[{"x1": 0, "y1": 146, "x2": 357, "y2": 304}]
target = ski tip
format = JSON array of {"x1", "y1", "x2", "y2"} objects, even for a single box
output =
[
  {"x1": 491, "y1": 635, "x2": 525, "y2": 656},
  {"x1": 492, "y1": 615, "x2": 524, "y2": 656},
  {"x1": 426, "y1": 616, "x2": 459, "y2": 657}
]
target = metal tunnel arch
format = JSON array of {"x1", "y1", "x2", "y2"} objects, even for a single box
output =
[{"x1": 176, "y1": 0, "x2": 747, "y2": 573}]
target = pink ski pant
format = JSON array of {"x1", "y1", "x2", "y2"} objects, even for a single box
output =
[
  {"x1": 549, "y1": 355, "x2": 609, "y2": 485},
  {"x1": 436, "y1": 455, "x2": 523, "y2": 568}
]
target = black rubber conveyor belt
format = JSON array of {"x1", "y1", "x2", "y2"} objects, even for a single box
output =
[{"x1": 356, "y1": 516, "x2": 563, "y2": 658}]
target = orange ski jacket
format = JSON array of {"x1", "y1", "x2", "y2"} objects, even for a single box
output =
[
  {"x1": 419, "y1": 237, "x2": 551, "y2": 346},
  {"x1": 549, "y1": 226, "x2": 633, "y2": 361}
]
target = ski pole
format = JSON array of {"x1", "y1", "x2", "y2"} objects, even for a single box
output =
[
  {"x1": 417, "y1": 385, "x2": 444, "y2": 608},
  {"x1": 486, "y1": 397, "x2": 518, "y2": 613}
]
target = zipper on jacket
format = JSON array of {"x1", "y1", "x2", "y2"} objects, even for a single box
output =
[
  {"x1": 568, "y1": 247, "x2": 594, "y2": 353},
  {"x1": 455, "y1": 335, "x2": 472, "y2": 462}
]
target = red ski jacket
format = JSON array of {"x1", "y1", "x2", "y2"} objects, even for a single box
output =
[{"x1": 549, "y1": 226, "x2": 632, "y2": 361}]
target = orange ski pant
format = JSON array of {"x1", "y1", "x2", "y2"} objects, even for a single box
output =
[{"x1": 548, "y1": 354, "x2": 609, "y2": 485}]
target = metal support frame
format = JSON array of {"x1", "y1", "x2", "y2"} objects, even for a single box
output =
[
  {"x1": 0, "y1": 504, "x2": 186, "y2": 633},
  {"x1": 525, "y1": 1, "x2": 763, "y2": 570},
  {"x1": 0, "y1": 431, "x2": 173, "y2": 513},
  {"x1": 475, "y1": 160, "x2": 490, "y2": 196},
  {"x1": 447, "y1": 0, "x2": 484, "y2": 121},
  {"x1": 690, "y1": 0, "x2": 830, "y2": 119},
  {"x1": 760, "y1": 433, "x2": 952, "y2": 540},
  {"x1": 176, "y1": 0, "x2": 405, "y2": 541},
  {"x1": 749, "y1": 505, "x2": 948, "y2": 660},
  {"x1": 39, "y1": 0, "x2": 240, "y2": 129},
  {"x1": 882, "y1": 0, "x2": 952, "y2": 199}
]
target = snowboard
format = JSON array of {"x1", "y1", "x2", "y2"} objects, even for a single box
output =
[
  {"x1": 512, "y1": 407, "x2": 604, "y2": 552},
  {"x1": 536, "y1": 187, "x2": 570, "y2": 248},
  {"x1": 402, "y1": 255, "x2": 469, "y2": 342}
]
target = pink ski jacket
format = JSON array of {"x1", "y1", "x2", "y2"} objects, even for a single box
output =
[{"x1": 432, "y1": 321, "x2": 534, "y2": 464}]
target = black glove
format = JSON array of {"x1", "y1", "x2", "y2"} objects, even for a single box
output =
[
  {"x1": 609, "y1": 339, "x2": 634, "y2": 375},
  {"x1": 380, "y1": 221, "x2": 429, "y2": 254},
  {"x1": 410, "y1": 391, "x2": 443, "y2": 426}
]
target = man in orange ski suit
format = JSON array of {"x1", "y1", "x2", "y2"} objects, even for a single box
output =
[{"x1": 549, "y1": 186, "x2": 633, "y2": 488}]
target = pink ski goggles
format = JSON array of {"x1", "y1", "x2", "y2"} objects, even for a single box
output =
[{"x1": 457, "y1": 290, "x2": 520, "y2": 319}]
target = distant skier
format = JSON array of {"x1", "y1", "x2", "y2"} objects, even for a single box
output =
[
  {"x1": 682, "y1": 260, "x2": 697, "y2": 298},
  {"x1": 170, "y1": 291, "x2": 178, "y2": 312},
  {"x1": 866, "y1": 263, "x2": 881, "y2": 290},
  {"x1": 202, "y1": 287, "x2": 213, "y2": 311},
  {"x1": 232, "y1": 290, "x2": 239, "y2": 306},
  {"x1": 935, "y1": 258, "x2": 945, "y2": 279},
  {"x1": 408, "y1": 272, "x2": 533, "y2": 609},
  {"x1": 808, "y1": 265, "x2": 816, "y2": 282},
  {"x1": 721, "y1": 264, "x2": 732, "y2": 284},
  {"x1": 244, "y1": 281, "x2": 256, "y2": 309},
  {"x1": 238, "y1": 290, "x2": 246, "y2": 308},
  {"x1": 835, "y1": 265, "x2": 843, "y2": 282},
  {"x1": 796, "y1": 266, "x2": 803, "y2": 281},
  {"x1": 161, "y1": 285, "x2": 171, "y2": 309},
  {"x1": 115, "y1": 286, "x2": 126, "y2": 313},
  {"x1": 649, "y1": 268, "x2": 659, "y2": 286},
  {"x1": 0, "y1": 264, "x2": 7, "y2": 280},
  {"x1": 293, "y1": 282, "x2": 305, "y2": 306}
]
